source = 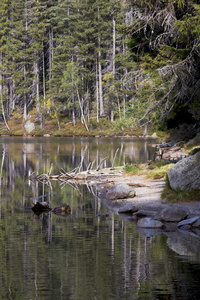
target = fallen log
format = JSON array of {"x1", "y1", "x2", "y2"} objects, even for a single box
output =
[{"x1": 35, "y1": 166, "x2": 124, "y2": 183}]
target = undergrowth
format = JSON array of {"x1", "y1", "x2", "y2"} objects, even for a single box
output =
[
  {"x1": 125, "y1": 161, "x2": 200, "y2": 203},
  {"x1": 161, "y1": 176, "x2": 200, "y2": 203},
  {"x1": 124, "y1": 161, "x2": 174, "y2": 179}
]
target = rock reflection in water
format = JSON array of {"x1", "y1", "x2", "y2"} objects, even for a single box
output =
[
  {"x1": 0, "y1": 137, "x2": 200, "y2": 299},
  {"x1": 167, "y1": 231, "x2": 200, "y2": 260}
]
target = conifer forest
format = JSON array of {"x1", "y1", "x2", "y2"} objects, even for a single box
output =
[{"x1": 1, "y1": 0, "x2": 200, "y2": 134}]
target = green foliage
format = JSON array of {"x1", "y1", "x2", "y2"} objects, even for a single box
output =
[
  {"x1": 159, "y1": 45, "x2": 190, "y2": 61},
  {"x1": 146, "y1": 163, "x2": 174, "y2": 179},
  {"x1": 114, "y1": 117, "x2": 135, "y2": 131},
  {"x1": 189, "y1": 96, "x2": 200, "y2": 122},
  {"x1": 124, "y1": 164, "x2": 142, "y2": 175},
  {"x1": 175, "y1": 11, "x2": 200, "y2": 46},
  {"x1": 0, "y1": 0, "x2": 200, "y2": 134},
  {"x1": 124, "y1": 161, "x2": 174, "y2": 179}
]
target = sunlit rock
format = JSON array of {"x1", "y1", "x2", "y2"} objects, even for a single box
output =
[
  {"x1": 106, "y1": 183, "x2": 136, "y2": 200},
  {"x1": 167, "y1": 152, "x2": 200, "y2": 190},
  {"x1": 24, "y1": 120, "x2": 35, "y2": 133}
]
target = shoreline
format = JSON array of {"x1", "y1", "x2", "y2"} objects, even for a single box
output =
[{"x1": 95, "y1": 172, "x2": 199, "y2": 213}]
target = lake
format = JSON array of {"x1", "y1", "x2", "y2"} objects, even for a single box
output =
[{"x1": 0, "y1": 136, "x2": 200, "y2": 300}]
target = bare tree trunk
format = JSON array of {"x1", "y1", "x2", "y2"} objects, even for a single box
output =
[
  {"x1": 0, "y1": 66, "x2": 10, "y2": 131},
  {"x1": 76, "y1": 85, "x2": 89, "y2": 131},
  {"x1": 42, "y1": 41, "x2": 46, "y2": 100},
  {"x1": 23, "y1": 1, "x2": 28, "y2": 121},
  {"x1": 72, "y1": 93, "x2": 76, "y2": 126},
  {"x1": 0, "y1": 52, "x2": 10, "y2": 130},
  {"x1": 122, "y1": 40, "x2": 128, "y2": 118},
  {"x1": 97, "y1": 7, "x2": 104, "y2": 117},
  {"x1": 9, "y1": 79, "x2": 15, "y2": 113},
  {"x1": 96, "y1": 60, "x2": 99, "y2": 123},
  {"x1": 113, "y1": 17, "x2": 116, "y2": 77},
  {"x1": 48, "y1": 26, "x2": 53, "y2": 91},
  {"x1": 110, "y1": 17, "x2": 116, "y2": 123},
  {"x1": 23, "y1": 66, "x2": 27, "y2": 121},
  {"x1": 98, "y1": 49, "x2": 104, "y2": 116},
  {"x1": 34, "y1": 59, "x2": 40, "y2": 111}
]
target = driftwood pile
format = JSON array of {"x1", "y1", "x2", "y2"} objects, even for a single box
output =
[{"x1": 32, "y1": 147, "x2": 123, "y2": 184}]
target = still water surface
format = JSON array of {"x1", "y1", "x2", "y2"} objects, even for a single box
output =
[{"x1": 0, "y1": 137, "x2": 200, "y2": 300}]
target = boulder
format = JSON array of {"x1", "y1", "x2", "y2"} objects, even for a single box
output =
[
  {"x1": 118, "y1": 203, "x2": 138, "y2": 214},
  {"x1": 155, "y1": 204, "x2": 189, "y2": 222},
  {"x1": 167, "y1": 152, "x2": 200, "y2": 191},
  {"x1": 24, "y1": 120, "x2": 35, "y2": 133},
  {"x1": 135, "y1": 210, "x2": 157, "y2": 217},
  {"x1": 137, "y1": 217, "x2": 164, "y2": 229},
  {"x1": 177, "y1": 216, "x2": 200, "y2": 228},
  {"x1": 191, "y1": 203, "x2": 200, "y2": 215},
  {"x1": 106, "y1": 184, "x2": 136, "y2": 200}
]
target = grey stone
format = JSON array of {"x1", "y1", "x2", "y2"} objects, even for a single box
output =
[
  {"x1": 191, "y1": 203, "x2": 200, "y2": 215},
  {"x1": 24, "y1": 120, "x2": 35, "y2": 133},
  {"x1": 135, "y1": 210, "x2": 157, "y2": 217},
  {"x1": 106, "y1": 184, "x2": 136, "y2": 200},
  {"x1": 167, "y1": 152, "x2": 200, "y2": 191},
  {"x1": 155, "y1": 205, "x2": 189, "y2": 222},
  {"x1": 137, "y1": 217, "x2": 164, "y2": 228},
  {"x1": 177, "y1": 216, "x2": 200, "y2": 228},
  {"x1": 118, "y1": 203, "x2": 138, "y2": 214}
]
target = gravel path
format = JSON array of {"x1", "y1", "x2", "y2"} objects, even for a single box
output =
[
  {"x1": 96, "y1": 173, "x2": 199, "y2": 212},
  {"x1": 111, "y1": 174, "x2": 166, "y2": 210}
]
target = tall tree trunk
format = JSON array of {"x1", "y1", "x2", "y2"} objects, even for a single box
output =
[
  {"x1": 0, "y1": 80, "x2": 10, "y2": 131},
  {"x1": 9, "y1": 79, "x2": 15, "y2": 113},
  {"x1": 23, "y1": 65, "x2": 27, "y2": 121},
  {"x1": 72, "y1": 92, "x2": 76, "y2": 126},
  {"x1": 76, "y1": 85, "x2": 89, "y2": 131},
  {"x1": 122, "y1": 40, "x2": 128, "y2": 118},
  {"x1": 96, "y1": 60, "x2": 99, "y2": 123},
  {"x1": 0, "y1": 52, "x2": 10, "y2": 131},
  {"x1": 34, "y1": 59, "x2": 40, "y2": 111},
  {"x1": 97, "y1": 6, "x2": 104, "y2": 117},
  {"x1": 98, "y1": 49, "x2": 104, "y2": 116},
  {"x1": 42, "y1": 41, "x2": 46, "y2": 100},
  {"x1": 48, "y1": 26, "x2": 53, "y2": 91},
  {"x1": 110, "y1": 16, "x2": 116, "y2": 123},
  {"x1": 113, "y1": 17, "x2": 116, "y2": 78}
]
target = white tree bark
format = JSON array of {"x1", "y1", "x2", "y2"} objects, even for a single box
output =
[
  {"x1": 110, "y1": 16, "x2": 116, "y2": 123},
  {"x1": 42, "y1": 41, "x2": 46, "y2": 100},
  {"x1": 96, "y1": 60, "x2": 99, "y2": 123},
  {"x1": 98, "y1": 49, "x2": 104, "y2": 116}
]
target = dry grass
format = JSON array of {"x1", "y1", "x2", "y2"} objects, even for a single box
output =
[{"x1": 124, "y1": 162, "x2": 174, "y2": 179}]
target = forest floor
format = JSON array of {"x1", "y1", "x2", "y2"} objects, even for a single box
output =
[{"x1": 1, "y1": 112, "x2": 163, "y2": 138}]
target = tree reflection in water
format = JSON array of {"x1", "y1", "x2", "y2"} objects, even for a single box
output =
[{"x1": 0, "y1": 137, "x2": 199, "y2": 299}]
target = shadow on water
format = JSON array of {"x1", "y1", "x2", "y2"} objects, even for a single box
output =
[{"x1": 0, "y1": 137, "x2": 200, "y2": 299}]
